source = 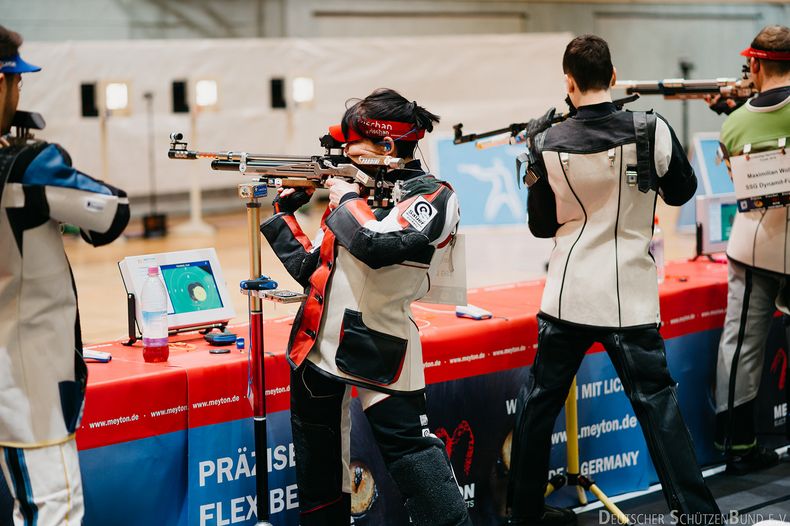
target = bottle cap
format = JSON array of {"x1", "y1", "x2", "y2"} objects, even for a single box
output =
[
  {"x1": 147, "y1": 266, "x2": 159, "y2": 276},
  {"x1": 236, "y1": 337, "x2": 245, "y2": 351}
]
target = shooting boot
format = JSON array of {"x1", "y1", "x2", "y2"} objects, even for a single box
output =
[
  {"x1": 726, "y1": 445, "x2": 779, "y2": 476},
  {"x1": 508, "y1": 505, "x2": 577, "y2": 526}
]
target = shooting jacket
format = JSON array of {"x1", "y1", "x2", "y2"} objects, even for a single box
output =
[
  {"x1": 261, "y1": 162, "x2": 459, "y2": 394},
  {"x1": 526, "y1": 102, "x2": 696, "y2": 329},
  {"x1": 721, "y1": 86, "x2": 790, "y2": 275},
  {"x1": 0, "y1": 140, "x2": 129, "y2": 447}
]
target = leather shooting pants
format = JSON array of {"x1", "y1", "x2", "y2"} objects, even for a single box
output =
[{"x1": 508, "y1": 316, "x2": 720, "y2": 519}]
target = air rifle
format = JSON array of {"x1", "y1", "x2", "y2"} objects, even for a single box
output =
[
  {"x1": 168, "y1": 132, "x2": 406, "y2": 208},
  {"x1": 615, "y1": 77, "x2": 757, "y2": 114},
  {"x1": 452, "y1": 94, "x2": 640, "y2": 150}
]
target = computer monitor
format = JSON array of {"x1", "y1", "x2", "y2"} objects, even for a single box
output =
[
  {"x1": 119, "y1": 248, "x2": 235, "y2": 331},
  {"x1": 678, "y1": 133, "x2": 735, "y2": 233},
  {"x1": 693, "y1": 133, "x2": 734, "y2": 196},
  {"x1": 695, "y1": 193, "x2": 737, "y2": 256}
]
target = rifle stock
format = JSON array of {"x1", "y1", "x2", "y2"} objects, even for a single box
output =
[{"x1": 168, "y1": 133, "x2": 404, "y2": 208}]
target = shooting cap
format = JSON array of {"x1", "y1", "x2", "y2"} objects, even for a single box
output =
[
  {"x1": 740, "y1": 47, "x2": 790, "y2": 61},
  {"x1": 0, "y1": 53, "x2": 41, "y2": 74},
  {"x1": 329, "y1": 118, "x2": 425, "y2": 144}
]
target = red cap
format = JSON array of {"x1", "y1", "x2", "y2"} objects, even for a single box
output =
[
  {"x1": 740, "y1": 47, "x2": 790, "y2": 61},
  {"x1": 328, "y1": 118, "x2": 425, "y2": 144}
]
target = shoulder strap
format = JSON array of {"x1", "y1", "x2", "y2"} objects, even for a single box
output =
[
  {"x1": 516, "y1": 130, "x2": 548, "y2": 188},
  {"x1": 632, "y1": 112, "x2": 658, "y2": 193}
]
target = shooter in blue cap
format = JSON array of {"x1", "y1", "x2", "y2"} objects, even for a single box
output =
[
  {"x1": 0, "y1": 24, "x2": 130, "y2": 526},
  {"x1": 0, "y1": 28, "x2": 40, "y2": 144}
]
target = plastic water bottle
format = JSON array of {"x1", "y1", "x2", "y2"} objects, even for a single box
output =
[
  {"x1": 650, "y1": 217, "x2": 665, "y2": 284},
  {"x1": 141, "y1": 266, "x2": 169, "y2": 362}
]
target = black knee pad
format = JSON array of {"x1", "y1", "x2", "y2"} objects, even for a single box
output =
[
  {"x1": 388, "y1": 443, "x2": 472, "y2": 526},
  {"x1": 291, "y1": 415, "x2": 344, "y2": 512}
]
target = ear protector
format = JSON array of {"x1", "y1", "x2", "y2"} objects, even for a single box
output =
[{"x1": 378, "y1": 137, "x2": 394, "y2": 151}]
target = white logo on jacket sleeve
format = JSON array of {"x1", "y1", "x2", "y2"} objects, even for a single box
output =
[
  {"x1": 402, "y1": 196, "x2": 437, "y2": 231},
  {"x1": 84, "y1": 198, "x2": 105, "y2": 212}
]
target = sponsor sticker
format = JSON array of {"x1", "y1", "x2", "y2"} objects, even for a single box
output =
[
  {"x1": 85, "y1": 198, "x2": 105, "y2": 211},
  {"x1": 402, "y1": 196, "x2": 437, "y2": 230}
]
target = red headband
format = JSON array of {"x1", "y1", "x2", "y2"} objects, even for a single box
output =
[
  {"x1": 328, "y1": 118, "x2": 426, "y2": 144},
  {"x1": 740, "y1": 47, "x2": 790, "y2": 61}
]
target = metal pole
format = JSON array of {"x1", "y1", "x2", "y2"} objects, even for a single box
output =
[
  {"x1": 242, "y1": 184, "x2": 273, "y2": 526},
  {"x1": 144, "y1": 92, "x2": 157, "y2": 215},
  {"x1": 99, "y1": 87, "x2": 109, "y2": 182},
  {"x1": 172, "y1": 103, "x2": 215, "y2": 236},
  {"x1": 564, "y1": 378, "x2": 586, "y2": 505},
  {"x1": 679, "y1": 59, "x2": 694, "y2": 151}
]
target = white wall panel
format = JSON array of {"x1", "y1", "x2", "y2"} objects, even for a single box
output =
[{"x1": 20, "y1": 34, "x2": 569, "y2": 197}]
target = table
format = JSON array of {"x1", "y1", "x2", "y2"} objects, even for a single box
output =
[{"x1": 2, "y1": 259, "x2": 787, "y2": 526}]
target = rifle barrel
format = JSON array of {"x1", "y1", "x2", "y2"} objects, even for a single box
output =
[
  {"x1": 452, "y1": 94, "x2": 638, "y2": 148},
  {"x1": 614, "y1": 78, "x2": 753, "y2": 99},
  {"x1": 211, "y1": 159, "x2": 318, "y2": 175},
  {"x1": 453, "y1": 124, "x2": 527, "y2": 145}
]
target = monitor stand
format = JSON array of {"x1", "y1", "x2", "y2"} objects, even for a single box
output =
[{"x1": 689, "y1": 222, "x2": 718, "y2": 263}]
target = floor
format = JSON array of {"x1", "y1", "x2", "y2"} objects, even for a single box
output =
[{"x1": 576, "y1": 455, "x2": 790, "y2": 524}]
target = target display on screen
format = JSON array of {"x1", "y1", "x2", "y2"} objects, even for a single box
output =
[
  {"x1": 160, "y1": 260, "x2": 224, "y2": 314},
  {"x1": 119, "y1": 248, "x2": 235, "y2": 331}
]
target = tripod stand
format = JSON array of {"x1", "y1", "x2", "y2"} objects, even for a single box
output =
[{"x1": 545, "y1": 378, "x2": 629, "y2": 524}]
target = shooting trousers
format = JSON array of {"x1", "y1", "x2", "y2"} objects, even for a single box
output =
[
  {"x1": 290, "y1": 364, "x2": 470, "y2": 526},
  {"x1": 508, "y1": 317, "x2": 720, "y2": 517},
  {"x1": 715, "y1": 259, "x2": 788, "y2": 416},
  {"x1": 0, "y1": 438, "x2": 84, "y2": 526}
]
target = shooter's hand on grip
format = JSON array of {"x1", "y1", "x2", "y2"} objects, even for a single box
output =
[
  {"x1": 525, "y1": 107, "x2": 557, "y2": 143},
  {"x1": 273, "y1": 187, "x2": 314, "y2": 214},
  {"x1": 326, "y1": 178, "x2": 361, "y2": 210},
  {"x1": 703, "y1": 94, "x2": 741, "y2": 116}
]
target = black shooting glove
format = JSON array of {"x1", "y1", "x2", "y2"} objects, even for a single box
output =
[
  {"x1": 708, "y1": 96, "x2": 744, "y2": 116},
  {"x1": 524, "y1": 107, "x2": 556, "y2": 143},
  {"x1": 273, "y1": 188, "x2": 312, "y2": 214}
]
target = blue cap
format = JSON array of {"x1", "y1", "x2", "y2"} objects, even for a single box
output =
[{"x1": 0, "y1": 53, "x2": 41, "y2": 74}]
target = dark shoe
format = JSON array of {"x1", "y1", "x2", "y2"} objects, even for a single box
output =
[
  {"x1": 726, "y1": 445, "x2": 779, "y2": 475},
  {"x1": 508, "y1": 505, "x2": 577, "y2": 526}
]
